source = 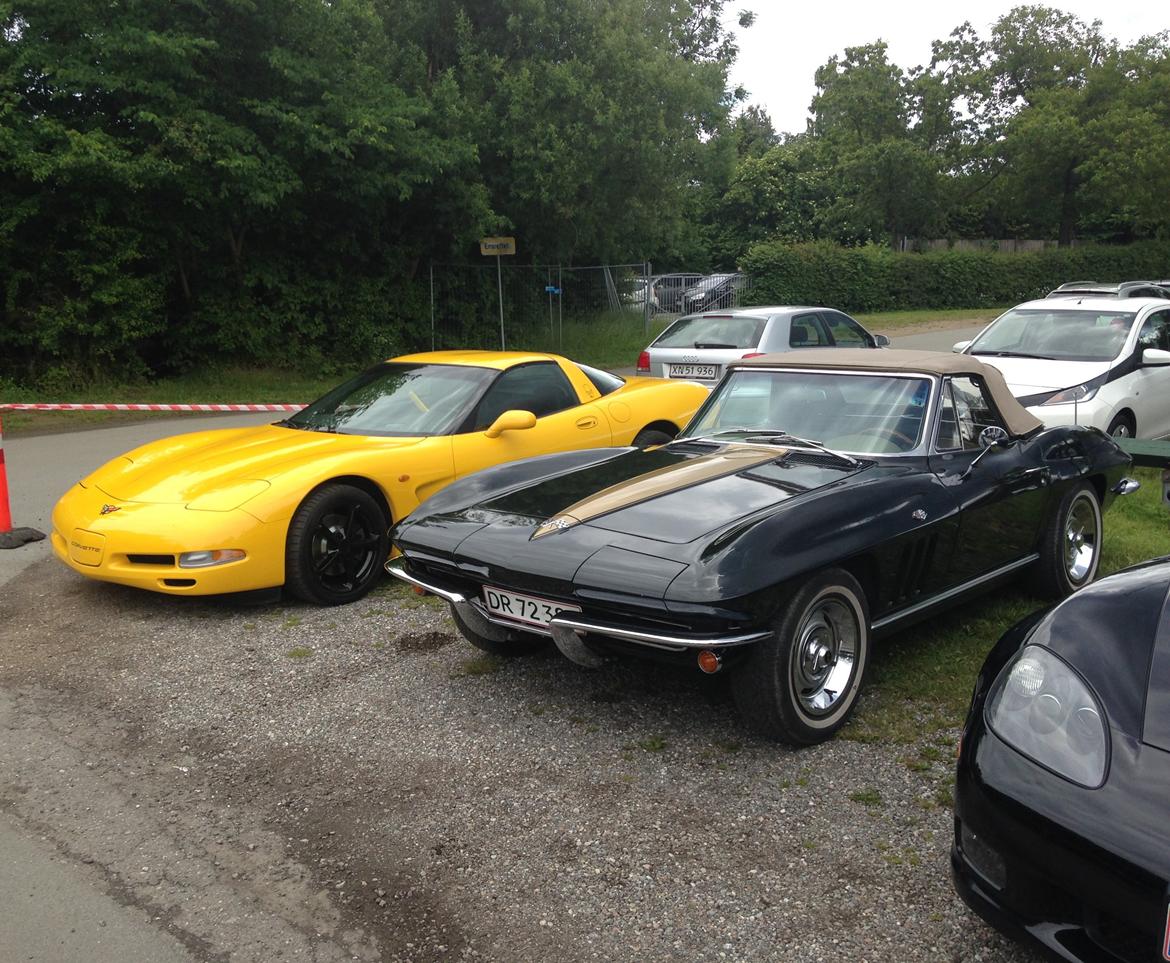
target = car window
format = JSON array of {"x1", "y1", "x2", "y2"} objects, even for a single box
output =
[
  {"x1": 653, "y1": 315, "x2": 767, "y2": 349},
  {"x1": 789, "y1": 313, "x2": 829, "y2": 348},
  {"x1": 823, "y1": 311, "x2": 871, "y2": 347},
  {"x1": 469, "y1": 362, "x2": 579, "y2": 430},
  {"x1": 943, "y1": 376, "x2": 1006, "y2": 451},
  {"x1": 969, "y1": 308, "x2": 1134, "y2": 362},
  {"x1": 577, "y1": 363, "x2": 625, "y2": 397},
  {"x1": 1136, "y1": 310, "x2": 1170, "y2": 352},
  {"x1": 287, "y1": 363, "x2": 495, "y2": 437}
]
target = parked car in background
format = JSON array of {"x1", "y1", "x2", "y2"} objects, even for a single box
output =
[
  {"x1": 637, "y1": 306, "x2": 889, "y2": 386},
  {"x1": 388, "y1": 349, "x2": 1135, "y2": 745},
  {"x1": 953, "y1": 558, "x2": 1170, "y2": 963},
  {"x1": 655, "y1": 273, "x2": 704, "y2": 313},
  {"x1": 1046, "y1": 280, "x2": 1170, "y2": 300},
  {"x1": 955, "y1": 294, "x2": 1170, "y2": 438},
  {"x1": 51, "y1": 351, "x2": 709, "y2": 606},
  {"x1": 681, "y1": 273, "x2": 749, "y2": 312}
]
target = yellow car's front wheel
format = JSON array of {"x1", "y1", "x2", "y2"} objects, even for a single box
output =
[{"x1": 285, "y1": 483, "x2": 388, "y2": 605}]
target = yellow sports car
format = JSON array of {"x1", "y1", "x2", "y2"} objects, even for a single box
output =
[{"x1": 51, "y1": 351, "x2": 708, "y2": 604}]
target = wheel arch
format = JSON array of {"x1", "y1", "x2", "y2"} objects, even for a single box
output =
[
  {"x1": 299, "y1": 475, "x2": 394, "y2": 527},
  {"x1": 1108, "y1": 407, "x2": 1136, "y2": 435},
  {"x1": 636, "y1": 419, "x2": 680, "y2": 438}
]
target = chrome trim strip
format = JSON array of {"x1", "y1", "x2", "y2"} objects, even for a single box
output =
[
  {"x1": 386, "y1": 557, "x2": 771, "y2": 653},
  {"x1": 871, "y1": 553, "x2": 1040, "y2": 630},
  {"x1": 549, "y1": 616, "x2": 771, "y2": 652}
]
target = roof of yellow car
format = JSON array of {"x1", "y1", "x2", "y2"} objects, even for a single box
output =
[{"x1": 391, "y1": 349, "x2": 562, "y2": 369}]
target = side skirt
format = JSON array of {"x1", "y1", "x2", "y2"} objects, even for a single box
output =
[{"x1": 871, "y1": 553, "x2": 1040, "y2": 636}]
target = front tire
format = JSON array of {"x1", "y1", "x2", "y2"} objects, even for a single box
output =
[
  {"x1": 450, "y1": 607, "x2": 549, "y2": 657},
  {"x1": 731, "y1": 568, "x2": 869, "y2": 745},
  {"x1": 1106, "y1": 412, "x2": 1135, "y2": 438},
  {"x1": 285, "y1": 484, "x2": 388, "y2": 605},
  {"x1": 1034, "y1": 483, "x2": 1102, "y2": 599}
]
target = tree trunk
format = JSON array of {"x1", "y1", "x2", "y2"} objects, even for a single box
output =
[{"x1": 1058, "y1": 165, "x2": 1077, "y2": 247}]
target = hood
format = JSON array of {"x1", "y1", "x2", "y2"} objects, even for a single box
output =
[
  {"x1": 973, "y1": 355, "x2": 1113, "y2": 396},
  {"x1": 482, "y1": 442, "x2": 869, "y2": 545},
  {"x1": 88, "y1": 424, "x2": 424, "y2": 505}
]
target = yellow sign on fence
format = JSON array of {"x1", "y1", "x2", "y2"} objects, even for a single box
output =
[{"x1": 479, "y1": 236, "x2": 516, "y2": 256}]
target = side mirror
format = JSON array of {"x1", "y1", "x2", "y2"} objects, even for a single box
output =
[
  {"x1": 1142, "y1": 347, "x2": 1170, "y2": 366},
  {"x1": 873, "y1": 334, "x2": 891, "y2": 348},
  {"x1": 484, "y1": 409, "x2": 537, "y2": 438},
  {"x1": 952, "y1": 340, "x2": 972, "y2": 353},
  {"x1": 979, "y1": 425, "x2": 1011, "y2": 449}
]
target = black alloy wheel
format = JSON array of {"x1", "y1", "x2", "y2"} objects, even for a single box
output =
[
  {"x1": 731, "y1": 568, "x2": 870, "y2": 745},
  {"x1": 286, "y1": 483, "x2": 388, "y2": 605},
  {"x1": 450, "y1": 606, "x2": 549, "y2": 657}
]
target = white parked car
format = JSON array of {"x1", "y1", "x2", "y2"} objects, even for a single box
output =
[
  {"x1": 637, "y1": 306, "x2": 888, "y2": 387},
  {"x1": 954, "y1": 296, "x2": 1170, "y2": 438}
]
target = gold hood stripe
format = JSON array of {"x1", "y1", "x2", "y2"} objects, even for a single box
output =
[{"x1": 531, "y1": 444, "x2": 784, "y2": 539}]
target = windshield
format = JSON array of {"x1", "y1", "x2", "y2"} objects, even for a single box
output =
[
  {"x1": 653, "y1": 314, "x2": 767, "y2": 349},
  {"x1": 286, "y1": 363, "x2": 494, "y2": 436},
  {"x1": 969, "y1": 308, "x2": 1135, "y2": 362},
  {"x1": 681, "y1": 369, "x2": 933, "y2": 454}
]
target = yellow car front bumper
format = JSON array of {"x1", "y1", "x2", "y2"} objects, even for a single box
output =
[{"x1": 51, "y1": 482, "x2": 287, "y2": 596}]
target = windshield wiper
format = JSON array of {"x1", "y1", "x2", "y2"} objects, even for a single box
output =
[
  {"x1": 739, "y1": 431, "x2": 861, "y2": 467},
  {"x1": 971, "y1": 350, "x2": 1053, "y2": 360}
]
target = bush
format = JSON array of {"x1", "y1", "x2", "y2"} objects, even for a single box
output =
[{"x1": 741, "y1": 240, "x2": 1170, "y2": 313}]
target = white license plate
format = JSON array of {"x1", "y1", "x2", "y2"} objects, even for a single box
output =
[
  {"x1": 482, "y1": 586, "x2": 581, "y2": 627},
  {"x1": 669, "y1": 363, "x2": 719, "y2": 380}
]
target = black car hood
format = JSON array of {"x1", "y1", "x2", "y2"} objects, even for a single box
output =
[{"x1": 482, "y1": 441, "x2": 869, "y2": 545}]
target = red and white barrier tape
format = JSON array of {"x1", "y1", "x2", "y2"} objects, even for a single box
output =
[{"x1": 0, "y1": 402, "x2": 306, "y2": 412}]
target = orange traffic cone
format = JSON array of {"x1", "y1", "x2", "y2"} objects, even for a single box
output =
[{"x1": 0, "y1": 414, "x2": 46, "y2": 549}]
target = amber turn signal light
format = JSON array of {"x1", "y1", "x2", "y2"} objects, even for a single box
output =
[{"x1": 697, "y1": 649, "x2": 722, "y2": 674}]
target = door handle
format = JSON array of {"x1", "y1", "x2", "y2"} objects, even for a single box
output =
[{"x1": 576, "y1": 416, "x2": 598, "y2": 430}]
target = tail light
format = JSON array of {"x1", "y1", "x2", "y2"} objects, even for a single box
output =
[
  {"x1": 741, "y1": 352, "x2": 765, "y2": 359},
  {"x1": 636, "y1": 351, "x2": 651, "y2": 372}
]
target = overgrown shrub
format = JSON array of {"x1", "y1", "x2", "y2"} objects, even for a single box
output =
[{"x1": 741, "y1": 240, "x2": 1170, "y2": 312}]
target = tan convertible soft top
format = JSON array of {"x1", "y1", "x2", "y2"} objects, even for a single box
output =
[{"x1": 732, "y1": 348, "x2": 1044, "y2": 437}]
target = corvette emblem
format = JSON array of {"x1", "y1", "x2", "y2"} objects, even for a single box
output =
[
  {"x1": 99, "y1": 504, "x2": 121, "y2": 515},
  {"x1": 532, "y1": 515, "x2": 579, "y2": 540},
  {"x1": 912, "y1": 509, "x2": 927, "y2": 521}
]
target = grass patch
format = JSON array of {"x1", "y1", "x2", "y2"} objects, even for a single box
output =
[
  {"x1": 456, "y1": 655, "x2": 502, "y2": 677},
  {"x1": 845, "y1": 467, "x2": 1170, "y2": 744},
  {"x1": 285, "y1": 646, "x2": 313, "y2": 660},
  {"x1": 848, "y1": 788, "x2": 883, "y2": 807},
  {"x1": 637, "y1": 735, "x2": 668, "y2": 753},
  {"x1": 854, "y1": 306, "x2": 1005, "y2": 332}
]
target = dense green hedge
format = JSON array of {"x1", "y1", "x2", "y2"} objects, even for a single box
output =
[{"x1": 741, "y1": 240, "x2": 1170, "y2": 313}]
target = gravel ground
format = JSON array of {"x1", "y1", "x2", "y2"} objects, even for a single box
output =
[{"x1": 0, "y1": 559, "x2": 1037, "y2": 962}]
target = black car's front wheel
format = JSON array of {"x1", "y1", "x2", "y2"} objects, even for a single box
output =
[
  {"x1": 450, "y1": 607, "x2": 549, "y2": 657},
  {"x1": 1034, "y1": 483, "x2": 1101, "y2": 599},
  {"x1": 285, "y1": 483, "x2": 388, "y2": 605},
  {"x1": 731, "y1": 568, "x2": 870, "y2": 745}
]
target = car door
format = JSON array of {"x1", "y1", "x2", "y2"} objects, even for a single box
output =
[
  {"x1": 787, "y1": 312, "x2": 832, "y2": 349},
  {"x1": 451, "y1": 361, "x2": 612, "y2": 479},
  {"x1": 821, "y1": 310, "x2": 880, "y2": 349},
  {"x1": 1131, "y1": 308, "x2": 1170, "y2": 438},
  {"x1": 929, "y1": 375, "x2": 1050, "y2": 582}
]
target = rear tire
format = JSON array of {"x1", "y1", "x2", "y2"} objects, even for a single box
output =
[
  {"x1": 1033, "y1": 483, "x2": 1101, "y2": 599},
  {"x1": 285, "y1": 484, "x2": 388, "y2": 606},
  {"x1": 731, "y1": 568, "x2": 869, "y2": 745},
  {"x1": 450, "y1": 607, "x2": 549, "y2": 657},
  {"x1": 632, "y1": 427, "x2": 675, "y2": 448}
]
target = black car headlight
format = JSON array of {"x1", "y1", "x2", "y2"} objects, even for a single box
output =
[{"x1": 985, "y1": 645, "x2": 1109, "y2": 788}]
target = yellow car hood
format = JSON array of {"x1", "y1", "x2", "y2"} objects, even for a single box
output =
[{"x1": 87, "y1": 424, "x2": 425, "y2": 505}]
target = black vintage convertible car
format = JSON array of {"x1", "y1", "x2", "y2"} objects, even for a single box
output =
[
  {"x1": 953, "y1": 558, "x2": 1170, "y2": 963},
  {"x1": 387, "y1": 349, "x2": 1137, "y2": 744}
]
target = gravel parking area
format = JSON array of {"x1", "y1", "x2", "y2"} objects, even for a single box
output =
[{"x1": 0, "y1": 559, "x2": 1035, "y2": 962}]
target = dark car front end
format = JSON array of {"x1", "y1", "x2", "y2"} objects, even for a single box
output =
[{"x1": 953, "y1": 560, "x2": 1170, "y2": 963}]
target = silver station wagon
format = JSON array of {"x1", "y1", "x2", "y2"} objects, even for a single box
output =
[{"x1": 636, "y1": 306, "x2": 889, "y2": 385}]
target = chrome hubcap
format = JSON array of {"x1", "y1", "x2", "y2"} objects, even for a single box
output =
[
  {"x1": 1064, "y1": 496, "x2": 1098, "y2": 582},
  {"x1": 792, "y1": 597, "x2": 859, "y2": 716},
  {"x1": 1111, "y1": 423, "x2": 1131, "y2": 438}
]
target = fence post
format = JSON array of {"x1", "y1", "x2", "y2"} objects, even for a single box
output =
[
  {"x1": 429, "y1": 261, "x2": 435, "y2": 351},
  {"x1": 643, "y1": 260, "x2": 652, "y2": 336},
  {"x1": 0, "y1": 413, "x2": 46, "y2": 549},
  {"x1": 558, "y1": 265, "x2": 563, "y2": 352}
]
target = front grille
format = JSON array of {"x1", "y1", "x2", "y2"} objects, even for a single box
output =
[{"x1": 127, "y1": 554, "x2": 176, "y2": 566}]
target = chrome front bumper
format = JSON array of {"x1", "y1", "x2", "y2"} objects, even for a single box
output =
[{"x1": 385, "y1": 557, "x2": 771, "y2": 667}]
